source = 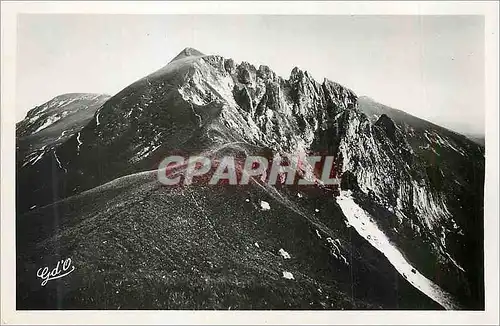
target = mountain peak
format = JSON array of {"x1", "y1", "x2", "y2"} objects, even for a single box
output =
[{"x1": 170, "y1": 47, "x2": 205, "y2": 62}]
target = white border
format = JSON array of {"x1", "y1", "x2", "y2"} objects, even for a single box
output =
[{"x1": 1, "y1": 1, "x2": 498, "y2": 325}]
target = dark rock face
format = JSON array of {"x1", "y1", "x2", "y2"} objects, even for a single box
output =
[
  {"x1": 340, "y1": 171, "x2": 359, "y2": 191},
  {"x1": 15, "y1": 48, "x2": 484, "y2": 310},
  {"x1": 257, "y1": 65, "x2": 274, "y2": 80},
  {"x1": 224, "y1": 58, "x2": 236, "y2": 74},
  {"x1": 237, "y1": 67, "x2": 252, "y2": 84},
  {"x1": 375, "y1": 114, "x2": 397, "y2": 142}
]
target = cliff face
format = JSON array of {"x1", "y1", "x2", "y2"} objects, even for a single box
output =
[
  {"x1": 166, "y1": 52, "x2": 468, "y2": 287},
  {"x1": 177, "y1": 53, "x2": 357, "y2": 153},
  {"x1": 358, "y1": 96, "x2": 485, "y2": 309},
  {"x1": 16, "y1": 48, "x2": 484, "y2": 310}
]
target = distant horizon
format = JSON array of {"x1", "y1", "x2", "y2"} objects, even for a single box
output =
[{"x1": 16, "y1": 15, "x2": 485, "y2": 135}]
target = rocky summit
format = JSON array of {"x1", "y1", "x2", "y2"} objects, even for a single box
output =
[{"x1": 16, "y1": 47, "x2": 484, "y2": 310}]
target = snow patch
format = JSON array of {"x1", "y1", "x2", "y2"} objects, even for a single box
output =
[
  {"x1": 336, "y1": 191, "x2": 459, "y2": 310},
  {"x1": 279, "y1": 248, "x2": 291, "y2": 259},
  {"x1": 76, "y1": 132, "x2": 83, "y2": 154},
  {"x1": 260, "y1": 200, "x2": 270, "y2": 211},
  {"x1": 22, "y1": 145, "x2": 48, "y2": 167},
  {"x1": 56, "y1": 130, "x2": 70, "y2": 141},
  {"x1": 33, "y1": 116, "x2": 60, "y2": 133},
  {"x1": 326, "y1": 237, "x2": 343, "y2": 260},
  {"x1": 282, "y1": 271, "x2": 294, "y2": 280},
  {"x1": 53, "y1": 151, "x2": 67, "y2": 173}
]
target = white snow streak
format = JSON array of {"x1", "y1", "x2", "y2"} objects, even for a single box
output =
[
  {"x1": 31, "y1": 152, "x2": 45, "y2": 165},
  {"x1": 22, "y1": 146, "x2": 47, "y2": 167},
  {"x1": 190, "y1": 103, "x2": 202, "y2": 127},
  {"x1": 33, "y1": 117, "x2": 58, "y2": 133},
  {"x1": 56, "y1": 130, "x2": 70, "y2": 141},
  {"x1": 76, "y1": 132, "x2": 83, "y2": 154},
  {"x1": 336, "y1": 191, "x2": 459, "y2": 310},
  {"x1": 424, "y1": 131, "x2": 465, "y2": 156},
  {"x1": 53, "y1": 151, "x2": 67, "y2": 173},
  {"x1": 445, "y1": 252, "x2": 466, "y2": 273}
]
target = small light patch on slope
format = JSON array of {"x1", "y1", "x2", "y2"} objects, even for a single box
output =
[
  {"x1": 279, "y1": 248, "x2": 291, "y2": 259},
  {"x1": 336, "y1": 190, "x2": 459, "y2": 310},
  {"x1": 419, "y1": 143, "x2": 441, "y2": 156},
  {"x1": 56, "y1": 130, "x2": 70, "y2": 141},
  {"x1": 282, "y1": 271, "x2": 294, "y2": 280},
  {"x1": 260, "y1": 200, "x2": 271, "y2": 211}
]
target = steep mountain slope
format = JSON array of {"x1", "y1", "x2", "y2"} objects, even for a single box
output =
[
  {"x1": 16, "y1": 48, "x2": 484, "y2": 310},
  {"x1": 16, "y1": 93, "x2": 110, "y2": 166},
  {"x1": 358, "y1": 96, "x2": 485, "y2": 309}
]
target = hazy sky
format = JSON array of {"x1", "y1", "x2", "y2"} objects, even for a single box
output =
[{"x1": 16, "y1": 15, "x2": 484, "y2": 134}]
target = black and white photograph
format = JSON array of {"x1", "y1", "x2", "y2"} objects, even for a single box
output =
[{"x1": 1, "y1": 1, "x2": 498, "y2": 325}]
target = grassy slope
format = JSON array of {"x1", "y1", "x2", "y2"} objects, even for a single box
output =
[{"x1": 16, "y1": 168, "x2": 440, "y2": 310}]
